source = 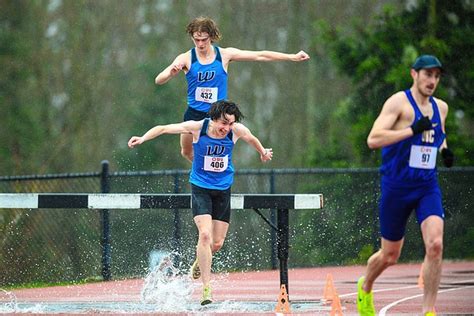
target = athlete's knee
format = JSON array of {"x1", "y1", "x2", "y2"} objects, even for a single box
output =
[
  {"x1": 425, "y1": 237, "x2": 443, "y2": 259},
  {"x1": 212, "y1": 239, "x2": 225, "y2": 253},
  {"x1": 198, "y1": 230, "x2": 212, "y2": 246},
  {"x1": 180, "y1": 148, "x2": 193, "y2": 161},
  {"x1": 381, "y1": 249, "x2": 400, "y2": 266}
]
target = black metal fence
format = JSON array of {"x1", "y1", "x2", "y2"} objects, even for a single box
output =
[{"x1": 1, "y1": 162, "x2": 473, "y2": 286}]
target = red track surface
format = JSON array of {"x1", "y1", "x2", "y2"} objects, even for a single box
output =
[{"x1": 2, "y1": 261, "x2": 473, "y2": 315}]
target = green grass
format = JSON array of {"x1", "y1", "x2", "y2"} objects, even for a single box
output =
[{"x1": 1, "y1": 276, "x2": 103, "y2": 290}]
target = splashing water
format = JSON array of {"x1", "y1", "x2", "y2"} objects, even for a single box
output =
[
  {"x1": 0, "y1": 289, "x2": 45, "y2": 313},
  {"x1": 0, "y1": 289, "x2": 16, "y2": 313},
  {"x1": 140, "y1": 255, "x2": 197, "y2": 311}
]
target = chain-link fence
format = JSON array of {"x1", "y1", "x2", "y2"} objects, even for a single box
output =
[{"x1": 1, "y1": 164, "x2": 473, "y2": 286}]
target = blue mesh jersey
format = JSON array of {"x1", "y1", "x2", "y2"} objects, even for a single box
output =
[
  {"x1": 185, "y1": 46, "x2": 228, "y2": 113},
  {"x1": 190, "y1": 119, "x2": 235, "y2": 190},
  {"x1": 380, "y1": 89, "x2": 446, "y2": 185}
]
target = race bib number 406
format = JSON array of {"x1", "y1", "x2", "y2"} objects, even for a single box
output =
[
  {"x1": 195, "y1": 87, "x2": 218, "y2": 103},
  {"x1": 204, "y1": 155, "x2": 228, "y2": 172},
  {"x1": 409, "y1": 145, "x2": 437, "y2": 169}
]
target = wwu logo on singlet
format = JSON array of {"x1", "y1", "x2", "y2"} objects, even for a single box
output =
[
  {"x1": 206, "y1": 145, "x2": 225, "y2": 155},
  {"x1": 197, "y1": 71, "x2": 216, "y2": 82}
]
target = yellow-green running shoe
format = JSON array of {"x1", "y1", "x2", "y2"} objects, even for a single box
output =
[
  {"x1": 190, "y1": 259, "x2": 200, "y2": 280},
  {"x1": 425, "y1": 312, "x2": 436, "y2": 316},
  {"x1": 200, "y1": 285, "x2": 213, "y2": 306},
  {"x1": 357, "y1": 276, "x2": 375, "y2": 316}
]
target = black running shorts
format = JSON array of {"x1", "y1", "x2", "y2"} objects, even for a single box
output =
[
  {"x1": 191, "y1": 183, "x2": 231, "y2": 223},
  {"x1": 183, "y1": 107, "x2": 209, "y2": 122}
]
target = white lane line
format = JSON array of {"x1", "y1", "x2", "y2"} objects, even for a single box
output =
[
  {"x1": 379, "y1": 285, "x2": 474, "y2": 316},
  {"x1": 339, "y1": 285, "x2": 419, "y2": 298}
]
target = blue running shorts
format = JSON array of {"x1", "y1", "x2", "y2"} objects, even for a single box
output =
[{"x1": 379, "y1": 179, "x2": 444, "y2": 241}]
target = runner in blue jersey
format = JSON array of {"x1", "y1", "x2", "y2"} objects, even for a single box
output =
[
  {"x1": 128, "y1": 100, "x2": 273, "y2": 306},
  {"x1": 357, "y1": 55, "x2": 454, "y2": 316},
  {"x1": 155, "y1": 16, "x2": 309, "y2": 162}
]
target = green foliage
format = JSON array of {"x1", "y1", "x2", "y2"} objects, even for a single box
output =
[
  {"x1": 349, "y1": 244, "x2": 375, "y2": 265},
  {"x1": 313, "y1": 0, "x2": 474, "y2": 166},
  {"x1": 3, "y1": 276, "x2": 103, "y2": 291}
]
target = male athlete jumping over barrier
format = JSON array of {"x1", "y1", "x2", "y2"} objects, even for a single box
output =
[
  {"x1": 128, "y1": 100, "x2": 272, "y2": 305},
  {"x1": 155, "y1": 16, "x2": 309, "y2": 163}
]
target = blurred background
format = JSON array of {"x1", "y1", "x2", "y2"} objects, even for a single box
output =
[
  {"x1": 1, "y1": 0, "x2": 473, "y2": 286},
  {"x1": 1, "y1": 0, "x2": 472, "y2": 174}
]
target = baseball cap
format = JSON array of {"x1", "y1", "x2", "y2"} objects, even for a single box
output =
[{"x1": 412, "y1": 55, "x2": 443, "y2": 71}]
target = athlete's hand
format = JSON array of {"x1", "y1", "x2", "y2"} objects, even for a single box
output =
[
  {"x1": 260, "y1": 148, "x2": 273, "y2": 162},
  {"x1": 170, "y1": 63, "x2": 185, "y2": 76},
  {"x1": 441, "y1": 148, "x2": 454, "y2": 168},
  {"x1": 128, "y1": 136, "x2": 144, "y2": 148},
  {"x1": 411, "y1": 116, "x2": 432, "y2": 135},
  {"x1": 293, "y1": 50, "x2": 310, "y2": 62}
]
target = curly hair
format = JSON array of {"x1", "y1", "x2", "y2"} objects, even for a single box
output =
[{"x1": 186, "y1": 17, "x2": 221, "y2": 42}]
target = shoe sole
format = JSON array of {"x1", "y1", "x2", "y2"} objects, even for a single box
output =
[
  {"x1": 200, "y1": 299, "x2": 212, "y2": 306},
  {"x1": 190, "y1": 261, "x2": 201, "y2": 279}
]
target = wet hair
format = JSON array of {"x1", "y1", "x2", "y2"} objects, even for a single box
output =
[
  {"x1": 186, "y1": 17, "x2": 221, "y2": 42},
  {"x1": 208, "y1": 100, "x2": 244, "y2": 123}
]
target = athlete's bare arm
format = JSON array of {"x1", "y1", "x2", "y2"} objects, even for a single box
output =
[
  {"x1": 220, "y1": 47, "x2": 309, "y2": 69},
  {"x1": 155, "y1": 52, "x2": 191, "y2": 85},
  {"x1": 233, "y1": 123, "x2": 272, "y2": 162},
  {"x1": 367, "y1": 92, "x2": 417, "y2": 149},
  {"x1": 128, "y1": 120, "x2": 202, "y2": 148}
]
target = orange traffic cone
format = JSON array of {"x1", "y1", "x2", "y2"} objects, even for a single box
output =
[
  {"x1": 330, "y1": 288, "x2": 343, "y2": 316},
  {"x1": 275, "y1": 284, "x2": 291, "y2": 313},
  {"x1": 323, "y1": 273, "x2": 336, "y2": 301}
]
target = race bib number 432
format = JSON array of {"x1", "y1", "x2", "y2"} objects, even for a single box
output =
[
  {"x1": 204, "y1": 155, "x2": 228, "y2": 172},
  {"x1": 409, "y1": 145, "x2": 437, "y2": 169},
  {"x1": 195, "y1": 87, "x2": 218, "y2": 103}
]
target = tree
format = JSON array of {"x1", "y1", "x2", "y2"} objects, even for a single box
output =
[
  {"x1": 0, "y1": 1, "x2": 51, "y2": 174},
  {"x1": 312, "y1": 0, "x2": 474, "y2": 167}
]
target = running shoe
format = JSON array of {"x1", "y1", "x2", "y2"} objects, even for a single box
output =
[
  {"x1": 190, "y1": 258, "x2": 201, "y2": 279},
  {"x1": 425, "y1": 312, "x2": 436, "y2": 316},
  {"x1": 200, "y1": 285, "x2": 213, "y2": 305},
  {"x1": 357, "y1": 276, "x2": 375, "y2": 316}
]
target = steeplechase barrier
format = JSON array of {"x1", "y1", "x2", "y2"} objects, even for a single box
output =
[{"x1": 0, "y1": 193, "x2": 323, "y2": 297}]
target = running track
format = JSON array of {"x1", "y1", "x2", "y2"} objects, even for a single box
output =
[{"x1": 2, "y1": 261, "x2": 473, "y2": 315}]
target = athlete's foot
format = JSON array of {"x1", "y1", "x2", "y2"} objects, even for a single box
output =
[
  {"x1": 200, "y1": 285, "x2": 213, "y2": 305},
  {"x1": 357, "y1": 276, "x2": 375, "y2": 316},
  {"x1": 190, "y1": 258, "x2": 201, "y2": 280}
]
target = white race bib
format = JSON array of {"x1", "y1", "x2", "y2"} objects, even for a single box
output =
[
  {"x1": 204, "y1": 155, "x2": 228, "y2": 172},
  {"x1": 409, "y1": 145, "x2": 437, "y2": 169},
  {"x1": 195, "y1": 87, "x2": 218, "y2": 103}
]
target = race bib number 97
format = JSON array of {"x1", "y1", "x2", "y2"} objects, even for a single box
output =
[
  {"x1": 204, "y1": 155, "x2": 228, "y2": 172},
  {"x1": 409, "y1": 145, "x2": 437, "y2": 169},
  {"x1": 195, "y1": 87, "x2": 218, "y2": 103}
]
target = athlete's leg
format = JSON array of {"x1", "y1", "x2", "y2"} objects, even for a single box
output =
[
  {"x1": 211, "y1": 220, "x2": 229, "y2": 253},
  {"x1": 420, "y1": 215, "x2": 444, "y2": 314},
  {"x1": 194, "y1": 214, "x2": 213, "y2": 287},
  {"x1": 366, "y1": 179, "x2": 411, "y2": 291},
  {"x1": 362, "y1": 237, "x2": 404, "y2": 292},
  {"x1": 180, "y1": 133, "x2": 193, "y2": 163}
]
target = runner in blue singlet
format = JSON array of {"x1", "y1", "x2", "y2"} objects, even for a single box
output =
[
  {"x1": 356, "y1": 55, "x2": 454, "y2": 316},
  {"x1": 127, "y1": 100, "x2": 273, "y2": 306},
  {"x1": 155, "y1": 16, "x2": 310, "y2": 162}
]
